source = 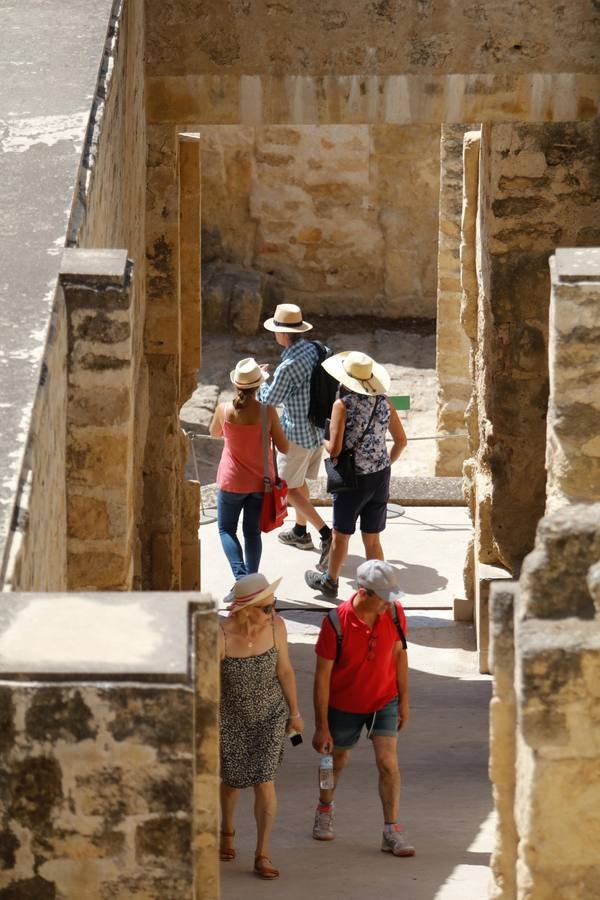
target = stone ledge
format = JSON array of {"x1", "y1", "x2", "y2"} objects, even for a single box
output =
[
  {"x1": 0, "y1": 592, "x2": 215, "y2": 683},
  {"x1": 201, "y1": 475, "x2": 465, "y2": 509},
  {"x1": 59, "y1": 248, "x2": 129, "y2": 285}
]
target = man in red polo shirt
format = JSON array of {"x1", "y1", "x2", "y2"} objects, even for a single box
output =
[{"x1": 312, "y1": 559, "x2": 415, "y2": 856}]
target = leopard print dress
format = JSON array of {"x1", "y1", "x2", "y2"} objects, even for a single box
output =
[{"x1": 220, "y1": 624, "x2": 288, "y2": 789}]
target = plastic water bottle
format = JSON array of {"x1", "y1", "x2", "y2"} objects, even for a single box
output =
[{"x1": 319, "y1": 754, "x2": 334, "y2": 790}]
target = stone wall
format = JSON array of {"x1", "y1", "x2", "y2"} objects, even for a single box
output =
[
  {"x1": 0, "y1": 593, "x2": 219, "y2": 900},
  {"x1": 0, "y1": 683, "x2": 195, "y2": 899},
  {"x1": 4, "y1": 0, "x2": 149, "y2": 592},
  {"x1": 201, "y1": 123, "x2": 439, "y2": 318},
  {"x1": 3, "y1": 300, "x2": 68, "y2": 591},
  {"x1": 435, "y1": 124, "x2": 472, "y2": 474},
  {"x1": 489, "y1": 504, "x2": 600, "y2": 899},
  {"x1": 145, "y1": 0, "x2": 600, "y2": 126},
  {"x1": 468, "y1": 120, "x2": 600, "y2": 572},
  {"x1": 546, "y1": 247, "x2": 600, "y2": 512}
]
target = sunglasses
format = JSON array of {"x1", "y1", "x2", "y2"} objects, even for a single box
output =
[{"x1": 259, "y1": 602, "x2": 277, "y2": 615}]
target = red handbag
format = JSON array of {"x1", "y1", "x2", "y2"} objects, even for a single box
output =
[{"x1": 260, "y1": 405, "x2": 288, "y2": 533}]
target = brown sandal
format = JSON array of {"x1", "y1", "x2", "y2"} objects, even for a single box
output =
[
  {"x1": 219, "y1": 830, "x2": 235, "y2": 861},
  {"x1": 254, "y1": 855, "x2": 279, "y2": 879}
]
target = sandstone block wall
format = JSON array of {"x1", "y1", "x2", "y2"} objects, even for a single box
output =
[
  {"x1": 145, "y1": 1, "x2": 599, "y2": 127},
  {"x1": 489, "y1": 504, "x2": 600, "y2": 899},
  {"x1": 4, "y1": 300, "x2": 68, "y2": 591},
  {"x1": 5, "y1": 0, "x2": 149, "y2": 592},
  {"x1": 546, "y1": 247, "x2": 600, "y2": 512},
  {"x1": 201, "y1": 123, "x2": 439, "y2": 318},
  {"x1": 0, "y1": 594, "x2": 219, "y2": 900},
  {"x1": 469, "y1": 120, "x2": 600, "y2": 571},
  {"x1": 0, "y1": 683, "x2": 194, "y2": 899},
  {"x1": 435, "y1": 124, "x2": 473, "y2": 474}
]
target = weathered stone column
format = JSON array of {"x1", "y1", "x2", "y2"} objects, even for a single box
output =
[
  {"x1": 489, "y1": 583, "x2": 519, "y2": 900},
  {"x1": 61, "y1": 249, "x2": 135, "y2": 590},
  {"x1": 193, "y1": 602, "x2": 219, "y2": 899},
  {"x1": 435, "y1": 125, "x2": 472, "y2": 476},
  {"x1": 179, "y1": 133, "x2": 202, "y2": 591},
  {"x1": 513, "y1": 505, "x2": 600, "y2": 898},
  {"x1": 474, "y1": 121, "x2": 600, "y2": 572},
  {"x1": 546, "y1": 247, "x2": 600, "y2": 513}
]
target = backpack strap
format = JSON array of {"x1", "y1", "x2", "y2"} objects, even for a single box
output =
[
  {"x1": 389, "y1": 602, "x2": 408, "y2": 649},
  {"x1": 326, "y1": 609, "x2": 343, "y2": 664}
]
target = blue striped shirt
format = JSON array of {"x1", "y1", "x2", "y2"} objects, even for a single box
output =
[{"x1": 258, "y1": 339, "x2": 325, "y2": 450}]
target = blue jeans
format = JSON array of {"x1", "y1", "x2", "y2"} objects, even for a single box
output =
[{"x1": 217, "y1": 490, "x2": 263, "y2": 580}]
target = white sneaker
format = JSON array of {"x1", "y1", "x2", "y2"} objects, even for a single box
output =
[
  {"x1": 313, "y1": 804, "x2": 335, "y2": 841},
  {"x1": 381, "y1": 825, "x2": 415, "y2": 857}
]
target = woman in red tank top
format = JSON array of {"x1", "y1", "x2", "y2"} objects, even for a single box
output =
[{"x1": 210, "y1": 358, "x2": 288, "y2": 580}]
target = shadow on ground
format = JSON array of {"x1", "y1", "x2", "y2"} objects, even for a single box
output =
[{"x1": 220, "y1": 641, "x2": 492, "y2": 900}]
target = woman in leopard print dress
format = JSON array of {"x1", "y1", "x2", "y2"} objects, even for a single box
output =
[{"x1": 219, "y1": 573, "x2": 304, "y2": 879}]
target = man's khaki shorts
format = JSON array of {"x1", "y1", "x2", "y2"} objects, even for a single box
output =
[{"x1": 277, "y1": 441, "x2": 323, "y2": 489}]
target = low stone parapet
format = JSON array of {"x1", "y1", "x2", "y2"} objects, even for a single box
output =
[{"x1": 0, "y1": 592, "x2": 218, "y2": 900}]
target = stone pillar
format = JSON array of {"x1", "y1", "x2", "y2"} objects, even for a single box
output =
[
  {"x1": 546, "y1": 247, "x2": 600, "y2": 513},
  {"x1": 435, "y1": 125, "x2": 472, "y2": 476},
  {"x1": 0, "y1": 591, "x2": 211, "y2": 898},
  {"x1": 513, "y1": 505, "x2": 600, "y2": 898},
  {"x1": 193, "y1": 603, "x2": 220, "y2": 899},
  {"x1": 178, "y1": 133, "x2": 202, "y2": 591},
  {"x1": 143, "y1": 127, "x2": 202, "y2": 591},
  {"x1": 60, "y1": 249, "x2": 135, "y2": 590},
  {"x1": 489, "y1": 583, "x2": 519, "y2": 900},
  {"x1": 474, "y1": 121, "x2": 600, "y2": 572}
]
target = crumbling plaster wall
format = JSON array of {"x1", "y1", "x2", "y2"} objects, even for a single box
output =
[{"x1": 201, "y1": 123, "x2": 439, "y2": 318}]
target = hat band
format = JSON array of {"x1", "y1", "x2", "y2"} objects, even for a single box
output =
[
  {"x1": 232, "y1": 587, "x2": 265, "y2": 606},
  {"x1": 273, "y1": 318, "x2": 305, "y2": 328}
]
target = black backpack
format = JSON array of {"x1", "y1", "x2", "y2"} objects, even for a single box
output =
[
  {"x1": 327, "y1": 603, "x2": 407, "y2": 664},
  {"x1": 308, "y1": 341, "x2": 339, "y2": 429}
]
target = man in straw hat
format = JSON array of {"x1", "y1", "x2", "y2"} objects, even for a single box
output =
[
  {"x1": 258, "y1": 303, "x2": 333, "y2": 570},
  {"x1": 304, "y1": 351, "x2": 407, "y2": 598},
  {"x1": 311, "y1": 560, "x2": 414, "y2": 857}
]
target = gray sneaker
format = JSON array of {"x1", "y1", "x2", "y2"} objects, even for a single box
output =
[
  {"x1": 316, "y1": 531, "x2": 332, "y2": 573},
  {"x1": 381, "y1": 825, "x2": 415, "y2": 857},
  {"x1": 278, "y1": 528, "x2": 314, "y2": 550},
  {"x1": 305, "y1": 570, "x2": 338, "y2": 598},
  {"x1": 313, "y1": 804, "x2": 335, "y2": 841}
]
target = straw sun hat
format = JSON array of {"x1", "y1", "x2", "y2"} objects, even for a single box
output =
[
  {"x1": 226, "y1": 573, "x2": 282, "y2": 614},
  {"x1": 322, "y1": 351, "x2": 391, "y2": 396},
  {"x1": 229, "y1": 357, "x2": 269, "y2": 390},
  {"x1": 263, "y1": 303, "x2": 313, "y2": 333}
]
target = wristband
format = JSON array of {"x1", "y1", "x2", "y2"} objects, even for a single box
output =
[{"x1": 289, "y1": 712, "x2": 301, "y2": 718}]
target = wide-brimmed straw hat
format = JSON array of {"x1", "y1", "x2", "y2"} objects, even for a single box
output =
[
  {"x1": 226, "y1": 573, "x2": 282, "y2": 614},
  {"x1": 263, "y1": 303, "x2": 313, "y2": 333},
  {"x1": 322, "y1": 351, "x2": 391, "y2": 396},
  {"x1": 229, "y1": 357, "x2": 269, "y2": 390}
]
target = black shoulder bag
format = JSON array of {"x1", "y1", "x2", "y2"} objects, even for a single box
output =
[{"x1": 324, "y1": 398, "x2": 380, "y2": 494}]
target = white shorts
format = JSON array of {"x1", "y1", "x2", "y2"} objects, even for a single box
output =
[{"x1": 277, "y1": 441, "x2": 323, "y2": 489}]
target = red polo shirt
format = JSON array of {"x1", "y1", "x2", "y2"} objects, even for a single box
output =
[{"x1": 315, "y1": 593, "x2": 408, "y2": 714}]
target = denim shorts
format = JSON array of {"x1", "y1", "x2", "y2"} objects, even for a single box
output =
[
  {"x1": 328, "y1": 696, "x2": 399, "y2": 749},
  {"x1": 332, "y1": 465, "x2": 391, "y2": 535}
]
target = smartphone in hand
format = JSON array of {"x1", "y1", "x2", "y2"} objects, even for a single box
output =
[
  {"x1": 290, "y1": 732, "x2": 303, "y2": 746},
  {"x1": 324, "y1": 418, "x2": 331, "y2": 440}
]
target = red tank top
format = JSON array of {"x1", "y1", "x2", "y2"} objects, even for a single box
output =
[{"x1": 216, "y1": 419, "x2": 275, "y2": 493}]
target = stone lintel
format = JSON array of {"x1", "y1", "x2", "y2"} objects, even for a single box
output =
[
  {"x1": 60, "y1": 248, "x2": 129, "y2": 286},
  {"x1": 178, "y1": 131, "x2": 201, "y2": 142},
  {"x1": 553, "y1": 247, "x2": 600, "y2": 283},
  {"x1": 0, "y1": 592, "x2": 215, "y2": 683}
]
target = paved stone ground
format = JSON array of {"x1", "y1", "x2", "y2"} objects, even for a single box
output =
[
  {"x1": 183, "y1": 323, "x2": 438, "y2": 485},
  {"x1": 194, "y1": 322, "x2": 492, "y2": 899},
  {"x1": 201, "y1": 509, "x2": 493, "y2": 900}
]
